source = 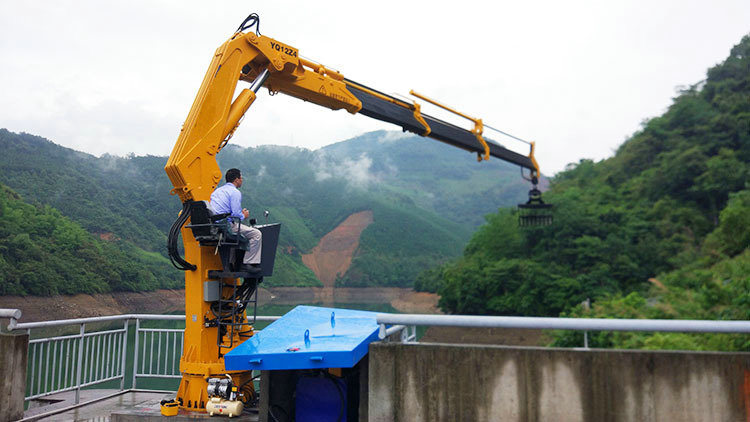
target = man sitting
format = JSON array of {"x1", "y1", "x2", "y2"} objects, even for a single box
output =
[{"x1": 209, "y1": 168, "x2": 262, "y2": 272}]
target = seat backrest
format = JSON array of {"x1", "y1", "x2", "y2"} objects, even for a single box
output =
[
  {"x1": 203, "y1": 200, "x2": 216, "y2": 216},
  {"x1": 188, "y1": 201, "x2": 213, "y2": 238},
  {"x1": 204, "y1": 200, "x2": 233, "y2": 223}
]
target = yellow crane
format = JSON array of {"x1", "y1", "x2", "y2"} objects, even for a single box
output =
[{"x1": 164, "y1": 13, "x2": 549, "y2": 413}]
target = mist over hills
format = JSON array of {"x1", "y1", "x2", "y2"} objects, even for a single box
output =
[{"x1": 0, "y1": 128, "x2": 531, "y2": 295}]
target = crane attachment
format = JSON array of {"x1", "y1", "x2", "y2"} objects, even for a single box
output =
[{"x1": 407, "y1": 90, "x2": 552, "y2": 226}]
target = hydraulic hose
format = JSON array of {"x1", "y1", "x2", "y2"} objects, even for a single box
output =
[{"x1": 167, "y1": 202, "x2": 197, "y2": 271}]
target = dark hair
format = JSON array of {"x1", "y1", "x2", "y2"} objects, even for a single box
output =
[{"x1": 225, "y1": 168, "x2": 242, "y2": 183}]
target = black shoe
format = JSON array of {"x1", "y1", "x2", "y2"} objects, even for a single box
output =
[{"x1": 240, "y1": 264, "x2": 262, "y2": 274}]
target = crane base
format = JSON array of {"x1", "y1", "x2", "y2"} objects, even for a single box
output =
[
  {"x1": 175, "y1": 371, "x2": 255, "y2": 415},
  {"x1": 176, "y1": 373, "x2": 211, "y2": 412}
]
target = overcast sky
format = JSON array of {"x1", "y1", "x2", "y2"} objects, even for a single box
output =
[{"x1": 1, "y1": 1, "x2": 748, "y2": 175}]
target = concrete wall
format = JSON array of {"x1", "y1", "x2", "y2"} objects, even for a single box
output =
[
  {"x1": 369, "y1": 343, "x2": 750, "y2": 422},
  {"x1": 0, "y1": 333, "x2": 28, "y2": 421}
]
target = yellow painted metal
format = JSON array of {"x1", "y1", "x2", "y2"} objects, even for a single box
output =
[
  {"x1": 164, "y1": 30, "x2": 369, "y2": 412},
  {"x1": 528, "y1": 141, "x2": 541, "y2": 178},
  {"x1": 265, "y1": 71, "x2": 361, "y2": 113},
  {"x1": 264, "y1": 70, "x2": 361, "y2": 114},
  {"x1": 472, "y1": 119, "x2": 489, "y2": 162},
  {"x1": 299, "y1": 57, "x2": 345, "y2": 81},
  {"x1": 410, "y1": 90, "x2": 477, "y2": 123},
  {"x1": 412, "y1": 102, "x2": 431, "y2": 136},
  {"x1": 239, "y1": 35, "x2": 362, "y2": 113},
  {"x1": 223, "y1": 89, "x2": 257, "y2": 142},
  {"x1": 410, "y1": 90, "x2": 490, "y2": 161},
  {"x1": 165, "y1": 33, "x2": 263, "y2": 202},
  {"x1": 160, "y1": 400, "x2": 180, "y2": 416},
  {"x1": 164, "y1": 32, "x2": 268, "y2": 411}
]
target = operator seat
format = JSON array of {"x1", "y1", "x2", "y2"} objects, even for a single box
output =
[{"x1": 186, "y1": 201, "x2": 279, "y2": 280}]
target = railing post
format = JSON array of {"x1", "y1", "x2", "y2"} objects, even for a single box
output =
[
  {"x1": 121, "y1": 319, "x2": 129, "y2": 391},
  {"x1": 74, "y1": 323, "x2": 85, "y2": 404},
  {"x1": 583, "y1": 298, "x2": 590, "y2": 349},
  {"x1": 132, "y1": 318, "x2": 140, "y2": 390},
  {"x1": 0, "y1": 329, "x2": 28, "y2": 421}
]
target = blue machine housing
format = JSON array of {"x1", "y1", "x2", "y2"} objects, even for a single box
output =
[
  {"x1": 296, "y1": 376, "x2": 348, "y2": 422},
  {"x1": 224, "y1": 305, "x2": 380, "y2": 371}
]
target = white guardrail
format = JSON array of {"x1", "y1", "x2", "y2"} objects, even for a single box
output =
[
  {"x1": 375, "y1": 313, "x2": 750, "y2": 346},
  {"x1": 375, "y1": 313, "x2": 750, "y2": 338},
  {"x1": 1, "y1": 309, "x2": 748, "y2": 408},
  {"x1": 0, "y1": 310, "x2": 279, "y2": 408}
]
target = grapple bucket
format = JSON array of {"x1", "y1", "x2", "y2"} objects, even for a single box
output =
[{"x1": 518, "y1": 188, "x2": 553, "y2": 227}]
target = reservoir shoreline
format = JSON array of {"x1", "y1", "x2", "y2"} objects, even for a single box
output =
[{"x1": 0, "y1": 287, "x2": 440, "y2": 324}]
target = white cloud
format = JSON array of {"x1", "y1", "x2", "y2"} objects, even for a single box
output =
[
  {"x1": 2, "y1": 94, "x2": 177, "y2": 157},
  {"x1": 280, "y1": 186, "x2": 293, "y2": 198},
  {"x1": 340, "y1": 154, "x2": 377, "y2": 188},
  {"x1": 1, "y1": 0, "x2": 749, "y2": 175},
  {"x1": 313, "y1": 152, "x2": 382, "y2": 189},
  {"x1": 378, "y1": 131, "x2": 410, "y2": 144},
  {"x1": 256, "y1": 165, "x2": 267, "y2": 179}
]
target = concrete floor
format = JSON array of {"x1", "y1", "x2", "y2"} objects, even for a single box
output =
[{"x1": 25, "y1": 390, "x2": 259, "y2": 421}]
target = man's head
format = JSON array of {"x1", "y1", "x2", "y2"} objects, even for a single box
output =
[{"x1": 226, "y1": 168, "x2": 242, "y2": 187}]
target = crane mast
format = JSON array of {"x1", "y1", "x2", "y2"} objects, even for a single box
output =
[{"x1": 164, "y1": 15, "x2": 547, "y2": 412}]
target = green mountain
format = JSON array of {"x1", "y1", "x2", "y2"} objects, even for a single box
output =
[
  {"x1": 0, "y1": 127, "x2": 531, "y2": 295},
  {"x1": 318, "y1": 131, "x2": 533, "y2": 227},
  {"x1": 217, "y1": 141, "x2": 475, "y2": 288},
  {"x1": 0, "y1": 135, "x2": 179, "y2": 252},
  {"x1": 0, "y1": 184, "x2": 181, "y2": 295},
  {"x1": 424, "y1": 35, "x2": 750, "y2": 351}
]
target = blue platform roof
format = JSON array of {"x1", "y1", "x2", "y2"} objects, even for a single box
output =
[{"x1": 224, "y1": 305, "x2": 380, "y2": 371}]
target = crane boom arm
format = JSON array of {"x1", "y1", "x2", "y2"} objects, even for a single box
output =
[
  {"x1": 343, "y1": 80, "x2": 537, "y2": 170},
  {"x1": 166, "y1": 31, "x2": 539, "y2": 203}
]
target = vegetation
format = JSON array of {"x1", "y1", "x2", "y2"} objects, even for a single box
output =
[
  {"x1": 0, "y1": 184, "x2": 181, "y2": 295},
  {"x1": 219, "y1": 144, "x2": 471, "y2": 287},
  {"x1": 319, "y1": 131, "x2": 533, "y2": 228},
  {"x1": 0, "y1": 123, "x2": 526, "y2": 294},
  {"x1": 421, "y1": 35, "x2": 750, "y2": 351},
  {"x1": 337, "y1": 199, "x2": 465, "y2": 287},
  {"x1": 5, "y1": 29, "x2": 746, "y2": 360}
]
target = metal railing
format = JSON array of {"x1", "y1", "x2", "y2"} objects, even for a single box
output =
[
  {"x1": 19, "y1": 316, "x2": 140, "y2": 404},
  {"x1": 376, "y1": 313, "x2": 750, "y2": 343},
  {"x1": 26, "y1": 322, "x2": 127, "y2": 402},
  {"x1": 131, "y1": 316, "x2": 184, "y2": 388},
  {"x1": 4, "y1": 308, "x2": 749, "y2": 415},
  {"x1": 1, "y1": 311, "x2": 280, "y2": 407}
]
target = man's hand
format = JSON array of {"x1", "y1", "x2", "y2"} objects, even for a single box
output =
[{"x1": 242, "y1": 208, "x2": 250, "y2": 219}]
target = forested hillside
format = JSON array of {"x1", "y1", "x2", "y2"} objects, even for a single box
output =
[
  {"x1": 419, "y1": 35, "x2": 750, "y2": 351},
  {"x1": 218, "y1": 142, "x2": 474, "y2": 287},
  {"x1": 0, "y1": 184, "x2": 181, "y2": 295},
  {"x1": 319, "y1": 131, "x2": 532, "y2": 227},
  {"x1": 0, "y1": 128, "x2": 528, "y2": 295}
]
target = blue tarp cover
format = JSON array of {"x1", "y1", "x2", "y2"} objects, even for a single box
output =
[{"x1": 224, "y1": 305, "x2": 380, "y2": 371}]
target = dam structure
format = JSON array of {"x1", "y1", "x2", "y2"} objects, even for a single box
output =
[{"x1": 1, "y1": 308, "x2": 749, "y2": 421}]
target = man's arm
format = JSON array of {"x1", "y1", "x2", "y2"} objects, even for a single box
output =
[{"x1": 229, "y1": 189, "x2": 246, "y2": 221}]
